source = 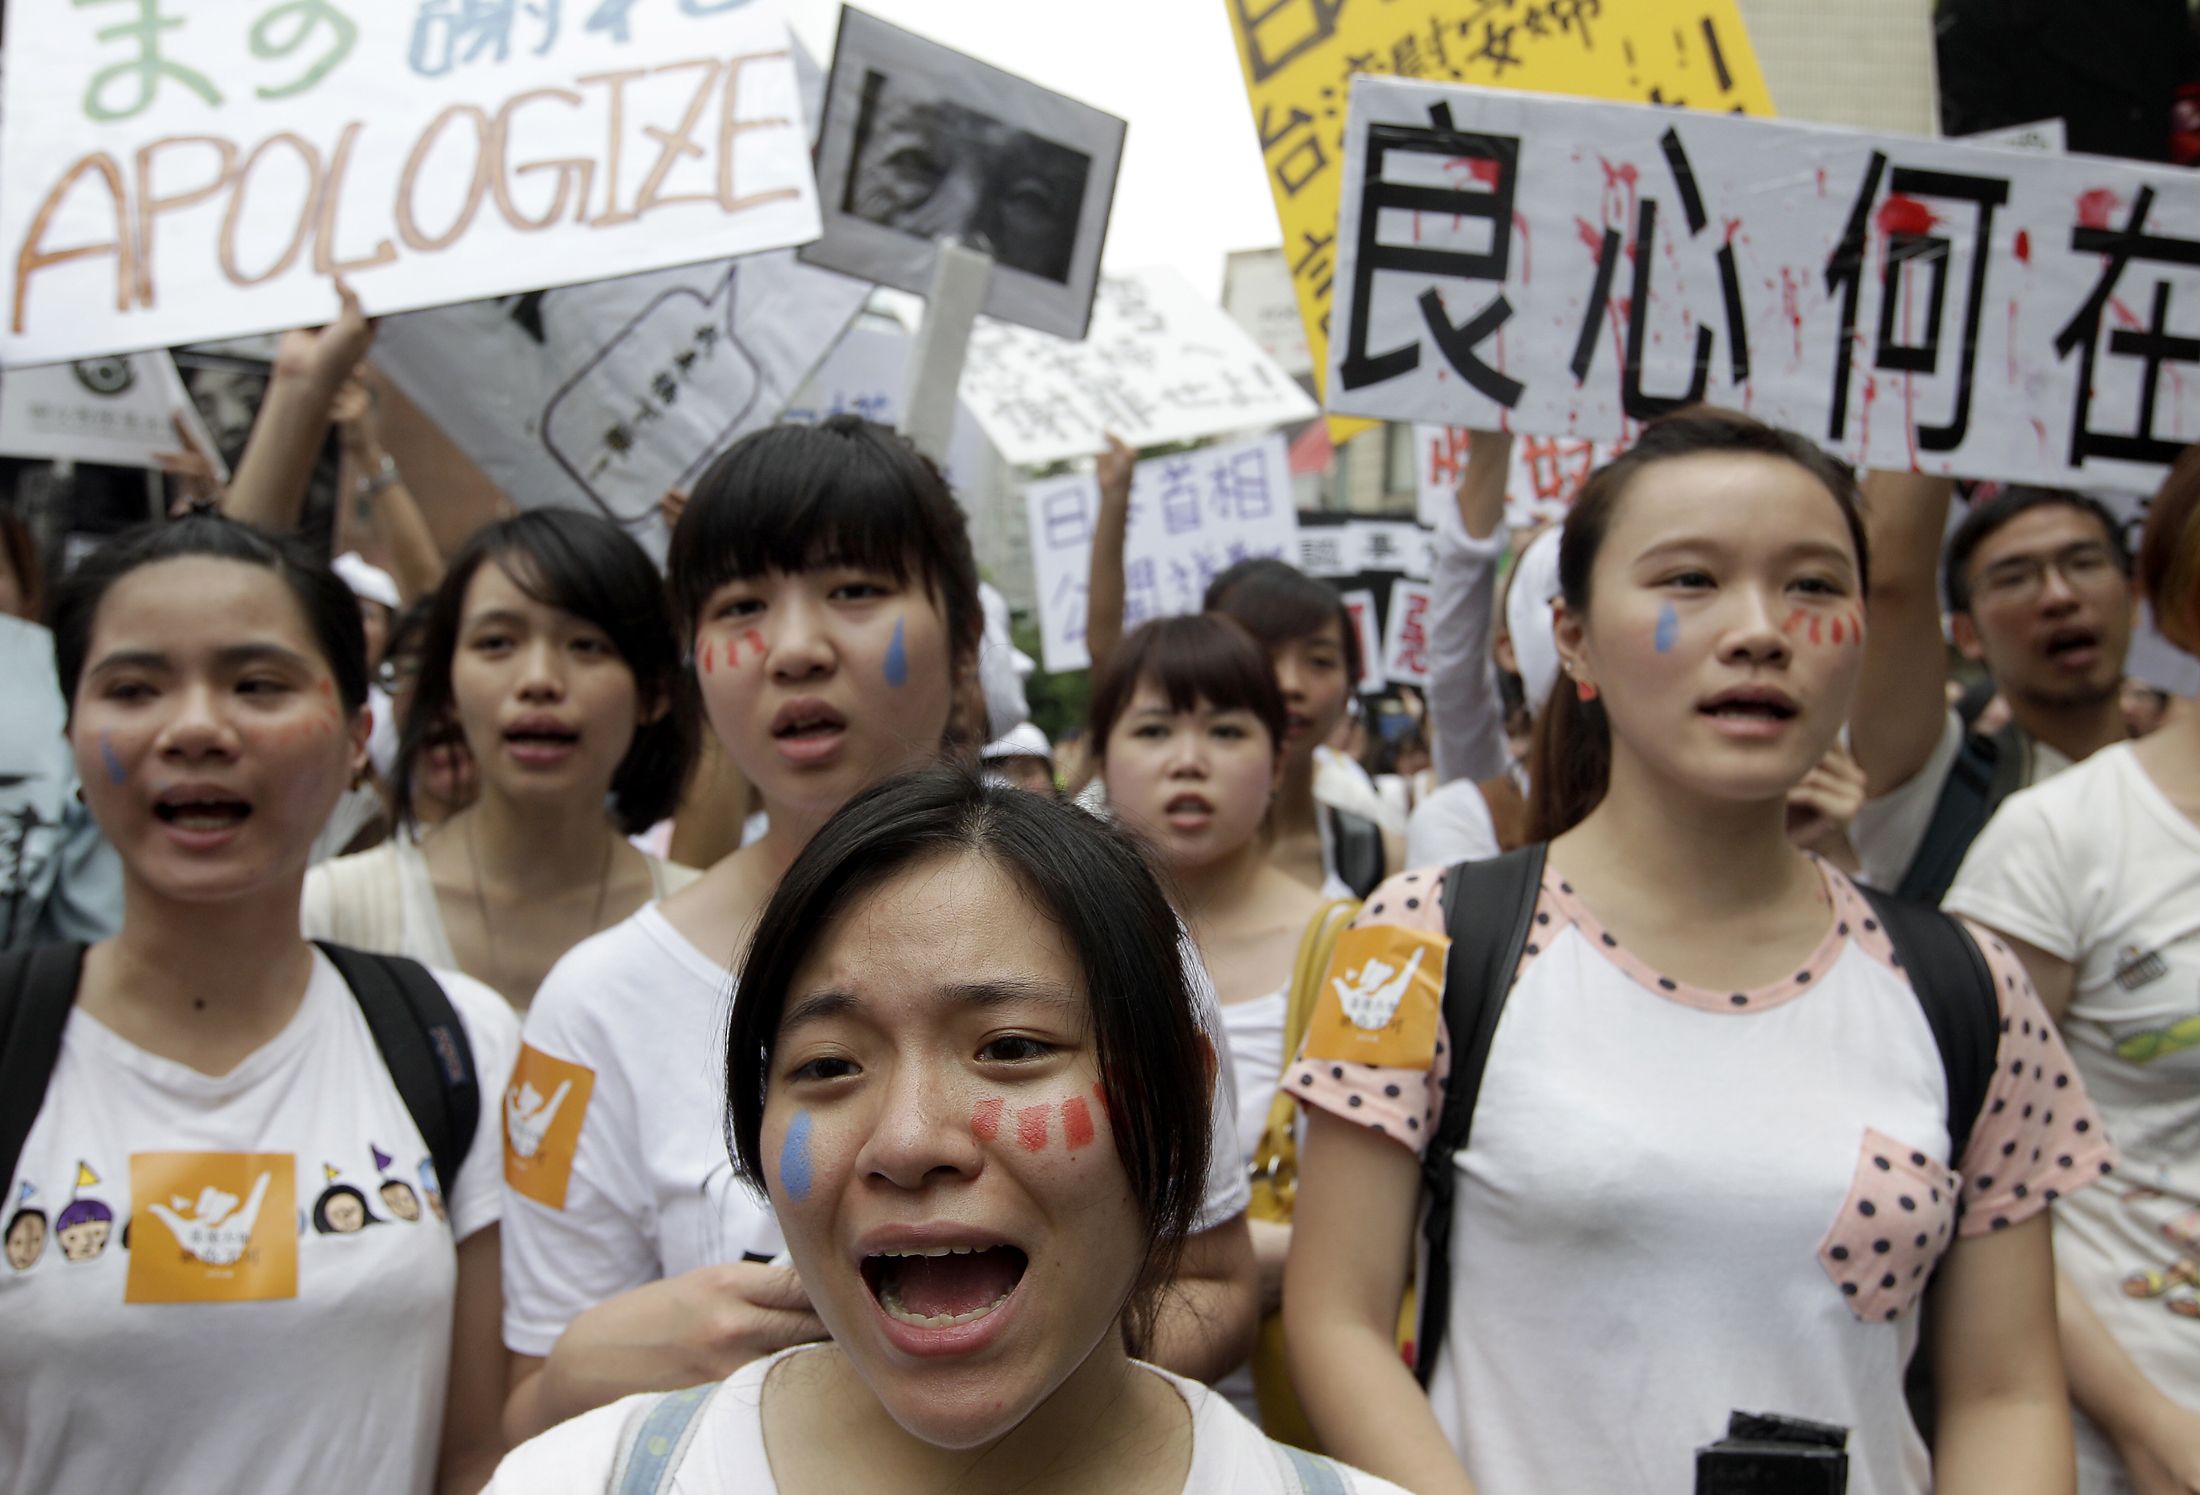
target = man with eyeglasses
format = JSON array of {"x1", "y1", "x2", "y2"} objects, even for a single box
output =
[{"x1": 1850, "y1": 476, "x2": 2137, "y2": 902}]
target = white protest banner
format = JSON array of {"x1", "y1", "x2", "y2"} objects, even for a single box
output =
[
  {"x1": 1223, "y1": 248, "x2": 1314, "y2": 380},
  {"x1": 0, "y1": 350, "x2": 222, "y2": 472},
  {"x1": 372, "y1": 249, "x2": 869, "y2": 551},
  {"x1": 1340, "y1": 588, "x2": 1383, "y2": 694},
  {"x1": 1347, "y1": 519, "x2": 1434, "y2": 582},
  {"x1": 1413, "y1": 425, "x2": 1616, "y2": 530},
  {"x1": 1023, "y1": 433, "x2": 1296, "y2": 673},
  {"x1": 962, "y1": 267, "x2": 1318, "y2": 469},
  {"x1": 1295, "y1": 523, "x2": 1356, "y2": 580},
  {"x1": 1, "y1": 0, "x2": 821, "y2": 365},
  {"x1": 1382, "y1": 578, "x2": 1435, "y2": 687},
  {"x1": 783, "y1": 322, "x2": 991, "y2": 495},
  {"x1": 1327, "y1": 80, "x2": 2200, "y2": 495}
]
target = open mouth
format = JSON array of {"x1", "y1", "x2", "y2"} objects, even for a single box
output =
[
  {"x1": 862, "y1": 1245, "x2": 1029, "y2": 1328},
  {"x1": 1699, "y1": 691, "x2": 1797, "y2": 722},
  {"x1": 772, "y1": 703, "x2": 848, "y2": 740},
  {"x1": 2044, "y1": 627, "x2": 2100, "y2": 662},
  {"x1": 153, "y1": 795, "x2": 252, "y2": 830},
  {"x1": 1165, "y1": 793, "x2": 1213, "y2": 816}
]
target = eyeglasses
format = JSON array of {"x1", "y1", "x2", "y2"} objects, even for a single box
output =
[{"x1": 1972, "y1": 543, "x2": 2121, "y2": 604}]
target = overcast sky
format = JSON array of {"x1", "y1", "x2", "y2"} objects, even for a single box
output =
[{"x1": 780, "y1": 0, "x2": 1286, "y2": 301}]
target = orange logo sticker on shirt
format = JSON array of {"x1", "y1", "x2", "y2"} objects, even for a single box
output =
[
  {"x1": 126, "y1": 1152, "x2": 297, "y2": 1304},
  {"x1": 1301, "y1": 925, "x2": 1449, "y2": 1071},
  {"x1": 504, "y1": 1044, "x2": 595, "y2": 1210}
]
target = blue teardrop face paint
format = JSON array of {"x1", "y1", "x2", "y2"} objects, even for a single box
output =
[
  {"x1": 100, "y1": 731, "x2": 126, "y2": 785},
  {"x1": 883, "y1": 617, "x2": 908, "y2": 688},
  {"x1": 1655, "y1": 602, "x2": 1679, "y2": 654},
  {"x1": 779, "y1": 1110, "x2": 814, "y2": 1201}
]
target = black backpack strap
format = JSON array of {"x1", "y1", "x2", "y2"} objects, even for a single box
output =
[
  {"x1": 0, "y1": 943, "x2": 88, "y2": 1203},
  {"x1": 1327, "y1": 806, "x2": 1387, "y2": 899},
  {"x1": 1414, "y1": 843, "x2": 1548, "y2": 1387},
  {"x1": 315, "y1": 943, "x2": 479, "y2": 1204},
  {"x1": 1895, "y1": 724, "x2": 2026, "y2": 906},
  {"x1": 1852, "y1": 889, "x2": 2001, "y2": 1168}
]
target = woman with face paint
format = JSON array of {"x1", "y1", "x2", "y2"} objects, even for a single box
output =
[
  {"x1": 486, "y1": 767, "x2": 1402, "y2": 1494},
  {"x1": 1090, "y1": 615, "x2": 1355, "y2": 1428},
  {"x1": 302, "y1": 510, "x2": 700, "y2": 1010},
  {"x1": 1, "y1": 513, "x2": 518, "y2": 1495},
  {"x1": 1282, "y1": 412, "x2": 2109, "y2": 1495},
  {"x1": 501, "y1": 418, "x2": 1258, "y2": 1444}
]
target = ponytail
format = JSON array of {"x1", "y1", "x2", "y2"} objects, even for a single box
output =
[{"x1": 1525, "y1": 675, "x2": 1609, "y2": 842}]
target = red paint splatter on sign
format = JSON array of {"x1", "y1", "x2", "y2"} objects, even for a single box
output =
[
  {"x1": 2013, "y1": 230, "x2": 2031, "y2": 264},
  {"x1": 1875, "y1": 195, "x2": 1938, "y2": 237},
  {"x1": 2077, "y1": 189, "x2": 2120, "y2": 230},
  {"x1": 1463, "y1": 157, "x2": 1500, "y2": 187}
]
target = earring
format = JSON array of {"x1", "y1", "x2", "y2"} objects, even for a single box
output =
[{"x1": 1576, "y1": 679, "x2": 1598, "y2": 703}]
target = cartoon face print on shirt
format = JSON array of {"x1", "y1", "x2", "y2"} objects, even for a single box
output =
[
  {"x1": 55, "y1": 1160, "x2": 114, "y2": 1262},
  {"x1": 417, "y1": 1158, "x2": 446, "y2": 1222},
  {"x1": 312, "y1": 1180, "x2": 379, "y2": 1236},
  {"x1": 6, "y1": 1207, "x2": 47, "y2": 1271}
]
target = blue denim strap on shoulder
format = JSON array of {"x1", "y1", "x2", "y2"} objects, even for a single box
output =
[{"x1": 610, "y1": 1383, "x2": 718, "y2": 1495}]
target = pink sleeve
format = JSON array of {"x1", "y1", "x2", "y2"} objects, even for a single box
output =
[
  {"x1": 1953, "y1": 922, "x2": 2117, "y2": 1238},
  {"x1": 1286, "y1": 870, "x2": 1452, "y2": 1157}
]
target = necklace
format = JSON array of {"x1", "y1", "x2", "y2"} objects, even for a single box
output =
[{"x1": 462, "y1": 813, "x2": 614, "y2": 1002}]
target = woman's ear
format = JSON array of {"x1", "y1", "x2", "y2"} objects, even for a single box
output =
[
  {"x1": 348, "y1": 702, "x2": 374, "y2": 779},
  {"x1": 1551, "y1": 599, "x2": 1594, "y2": 695}
]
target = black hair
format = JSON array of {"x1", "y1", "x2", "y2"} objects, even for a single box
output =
[
  {"x1": 50, "y1": 511, "x2": 369, "y2": 719},
  {"x1": 725, "y1": 764, "x2": 1211, "y2": 1348},
  {"x1": 393, "y1": 508, "x2": 697, "y2": 836},
  {"x1": 667, "y1": 416, "x2": 983, "y2": 673},
  {"x1": 1088, "y1": 614, "x2": 1288, "y2": 761},
  {"x1": 1203, "y1": 556, "x2": 1363, "y2": 687},
  {"x1": 1528, "y1": 410, "x2": 1870, "y2": 841},
  {"x1": 1943, "y1": 486, "x2": 2132, "y2": 613}
]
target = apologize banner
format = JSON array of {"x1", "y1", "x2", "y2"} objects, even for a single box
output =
[
  {"x1": 1326, "y1": 79, "x2": 2200, "y2": 493},
  {"x1": 0, "y1": 0, "x2": 822, "y2": 365}
]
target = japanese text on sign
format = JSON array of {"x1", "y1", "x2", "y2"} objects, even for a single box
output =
[
  {"x1": 1024, "y1": 433, "x2": 1298, "y2": 672},
  {"x1": 1328, "y1": 79, "x2": 2200, "y2": 494},
  {"x1": 1414, "y1": 425, "x2": 1615, "y2": 530},
  {"x1": 1221, "y1": 0, "x2": 1774, "y2": 440},
  {"x1": 1, "y1": 0, "x2": 821, "y2": 363}
]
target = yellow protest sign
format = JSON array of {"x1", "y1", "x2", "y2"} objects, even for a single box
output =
[{"x1": 1224, "y1": 1, "x2": 1777, "y2": 440}]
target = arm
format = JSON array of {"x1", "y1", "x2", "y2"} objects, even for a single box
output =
[
  {"x1": 2058, "y1": 1267, "x2": 2200, "y2": 1495},
  {"x1": 667, "y1": 732, "x2": 755, "y2": 871},
  {"x1": 226, "y1": 283, "x2": 376, "y2": 533},
  {"x1": 1285, "y1": 1107, "x2": 1476, "y2": 1495},
  {"x1": 1426, "y1": 432, "x2": 1510, "y2": 785},
  {"x1": 439, "y1": 1226, "x2": 509, "y2": 1495},
  {"x1": 1852, "y1": 471, "x2": 1956, "y2": 797},
  {"x1": 1142, "y1": 1210, "x2": 1260, "y2": 1384},
  {"x1": 336, "y1": 382, "x2": 444, "y2": 604},
  {"x1": 1084, "y1": 435, "x2": 1134, "y2": 680},
  {"x1": 1930, "y1": 1211, "x2": 2074, "y2": 1495},
  {"x1": 502, "y1": 1261, "x2": 823, "y2": 1445}
]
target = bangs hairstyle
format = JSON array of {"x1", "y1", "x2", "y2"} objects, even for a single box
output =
[
  {"x1": 1527, "y1": 410, "x2": 1869, "y2": 842},
  {"x1": 726, "y1": 765, "x2": 1212, "y2": 1350},
  {"x1": 394, "y1": 508, "x2": 697, "y2": 836},
  {"x1": 667, "y1": 415, "x2": 983, "y2": 669},
  {"x1": 50, "y1": 511, "x2": 368, "y2": 719},
  {"x1": 1202, "y1": 557, "x2": 1363, "y2": 686},
  {"x1": 1943, "y1": 485, "x2": 2131, "y2": 612},
  {"x1": 2141, "y1": 445, "x2": 2200, "y2": 652},
  {"x1": 1088, "y1": 613, "x2": 1287, "y2": 759}
]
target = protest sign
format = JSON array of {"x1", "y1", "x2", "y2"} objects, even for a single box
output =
[
  {"x1": 1413, "y1": 426, "x2": 1615, "y2": 531},
  {"x1": 802, "y1": 8, "x2": 1124, "y2": 341},
  {"x1": 1023, "y1": 433, "x2": 1296, "y2": 673},
  {"x1": 782, "y1": 321, "x2": 992, "y2": 495},
  {"x1": 1730, "y1": 0, "x2": 1936, "y2": 135},
  {"x1": 1326, "y1": 80, "x2": 2200, "y2": 495},
  {"x1": 1223, "y1": 0, "x2": 1774, "y2": 443},
  {"x1": 372, "y1": 249, "x2": 869, "y2": 550},
  {"x1": 1382, "y1": 578, "x2": 1435, "y2": 687},
  {"x1": 0, "y1": 350, "x2": 221, "y2": 472},
  {"x1": 1340, "y1": 588, "x2": 1383, "y2": 693},
  {"x1": 1223, "y1": 248, "x2": 1314, "y2": 380},
  {"x1": 962, "y1": 267, "x2": 1317, "y2": 469},
  {"x1": 0, "y1": 0, "x2": 821, "y2": 365}
]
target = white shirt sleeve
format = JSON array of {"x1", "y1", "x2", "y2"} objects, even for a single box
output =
[
  {"x1": 1847, "y1": 710, "x2": 1965, "y2": 891},
  {"x1": 1424, "y1": 500, "x2": 1509, "y2": 786},
  {"x1": 1180, "y1": 932, "x2": 1251, "y2": 1233},
  {"x1": 500, "y1": 937, "x2": 666, "y2": 1357},
  {"x1": 1405, "y1": 779, "x2": 1502, "y2": 869},
  {"x1": 482, "y1": 1396, "x2": 630, "y2": 1493},
  {"x1": 299, "y1": 862, "x2": 335, "y2": 942},
  {"x1": 433, "y1": 968, "x2": 522, "y2": 1244},
  {"x1": 1942, "y1": 782, "x2": 2084, "y2": 962}
]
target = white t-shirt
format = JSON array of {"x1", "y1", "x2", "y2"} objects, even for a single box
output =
[
  {"x1": 1291, "y1": 862, "x2": 2114, "y2": 1495},
  {"x1": 1945, "y1": 743, "x2": 2200, "y2": 1491},
  {"x1": 501, "y1": 905, "x2": 1252, "y2": 1357},
  {"x1": 300, "y1": 838, "x2": 701, "y2": 974},
  {"x1": 1221, "y1": 990, "x2": 1287, "y2": 1165},
  {"x1": 484, "y1": 1345, "x2": 1410, "y2": 1494},
  {"x1": 1404, "y1": 779, "x2": 1504, "y2": 869},
  {"x1": 0, "y1": 951, "x2": 519, "y2": 1495},
  {"x1": 1850, "y1": 711, "x2": 2072, "y2": 891}
]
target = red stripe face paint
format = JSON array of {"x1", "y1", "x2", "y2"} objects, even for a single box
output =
[
  {"x1": 701, "y1": 641, "x2": 714, "y2": 674},
  {"x1": 1091, "y1": 1082, "x2": 1109, "y2": 1118},
  {"x1": 1830, "y1": 617, "x2": 1845, "y2": 646},
  {"x1": 1060, "y1": 1097, "x2": 1094, "y2": 1150},
  {"x1": 970, "y1": 1097, "x2": 1003, "y2": 1141},
  {"x1": 1809, "y1": 615, "x2": 1823, "y2": 645},
  {"x1": 1015, "y1": 1105, "x2": 1050, "y2": 1152},
  {"x1": 743, "y1": 629, "x2": 765, "y2": 666},
  {"x1": 1782, "y1": 609, "x2": 1806, "y2": 636}
]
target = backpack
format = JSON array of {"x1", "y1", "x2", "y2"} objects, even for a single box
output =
[
  {"x1": 1894, "y1": 723, "x2": 2027, "y2": 906},
  {"x1": 1327, "y1": 806, "x2": 1387, "y2": 898},
  {"x1": 1411, "y1": 845, "x2": 2003, "y2": 1388},
  {"x1": 0, "y1": 941, "x2": 479, "y2": 1207}
]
